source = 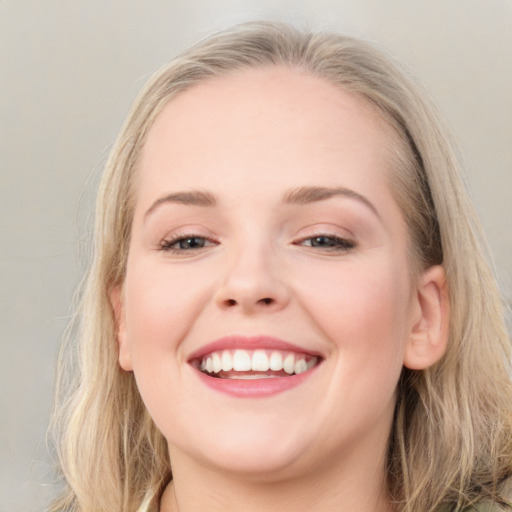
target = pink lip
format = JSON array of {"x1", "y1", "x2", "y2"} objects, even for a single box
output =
[
  {"x1": 187, "y1": 335, "x2": 322, "y2": 361},
  {"x1": 193, "y1": 367, "x2": 319, "y2": 398},
  {"x1": 187, "y1": 335, "x2": 322, "y2": 398}
]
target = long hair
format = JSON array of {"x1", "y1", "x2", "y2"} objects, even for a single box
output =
[{"x1": 49, "y1": 21, "x2": 512, "y2": 512}]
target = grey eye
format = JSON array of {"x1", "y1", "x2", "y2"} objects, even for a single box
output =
[
  {"x1": 309, "y1": 236, "x2": 339, "y2": 247},
  {"x1": 300, "y1": 236, "x2": 355, "y2": 251},
  {"x1": 176, "y1": 237, "x2": 207, "y2": 250},
  {"x1": 160, "y1": 235, "x2": 216, "y2": 252}
]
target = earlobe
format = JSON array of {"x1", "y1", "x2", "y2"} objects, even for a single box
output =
[
  {"x1": 403, "y1": 265, "x2": 450, "y2": 370},
  {"x1": 110, "y1": 285, "x2": 133, "y2": 372}
]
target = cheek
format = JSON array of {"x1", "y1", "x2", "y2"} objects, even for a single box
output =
[
  {"x1": 121, "y1": 259, "x2": 216, "y2": 435},
  {"x1": 296, "y1": 258, "x2": 411, "y2": 378},
  {"x1": 123, "y1": 258, "x2": 211, "y2": 366}
]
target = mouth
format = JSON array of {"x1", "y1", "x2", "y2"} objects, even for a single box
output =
[
  {"x1": 192, "y1": 349, "x2": 319, "y2": 379},
  {"x1": 188, "y1": 336, "x2": 322, "y2": 397}
]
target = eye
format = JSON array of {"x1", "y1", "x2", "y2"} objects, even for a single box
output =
[
  {"x1": 296, "y1": 235, "x2": 355, "y2": 252},
  {"x1": 159, "y1": 234, "x2": 217, "y2": 253}
]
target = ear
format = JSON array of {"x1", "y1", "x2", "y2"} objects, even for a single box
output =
[
  {"x1": 110, "y1": 285, "x2": 133, "y2": 372},
  {"x1": 403, "y1": 265, "x2": 450, "y2": 370}
]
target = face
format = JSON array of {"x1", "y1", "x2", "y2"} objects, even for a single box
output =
[{"x1": 114, "y1": 67, "x2": 430, "y2": 480}]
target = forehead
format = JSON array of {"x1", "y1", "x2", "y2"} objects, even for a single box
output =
[{"x1": 136, "y1": 66, "x2": 396, "y2": 203}]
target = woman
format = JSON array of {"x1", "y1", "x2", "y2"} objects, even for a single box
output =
[{"x1": 49, "y1": 21, "x2": 512, "y2": 512}]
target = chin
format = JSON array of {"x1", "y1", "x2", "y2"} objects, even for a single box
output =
[
  {"x1": 168, "y1": 418, "x2": 317, "y2": 480},
  {"x1": 198, "y1": 447, "x2": 307, "y2": 480}
]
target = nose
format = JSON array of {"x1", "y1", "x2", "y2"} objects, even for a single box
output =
[{"x1": 214, "y1": 244, "x2": 290, "y2": 314}]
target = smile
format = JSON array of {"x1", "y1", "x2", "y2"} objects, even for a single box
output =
[
  {"x1": 188, "y1": 336, "x2": 322, "y2": 397},
  {"x1": 198, "y1": 349, "x2": 319, "y2": 379}
]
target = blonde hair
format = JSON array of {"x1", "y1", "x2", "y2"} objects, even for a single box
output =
[{"x1": 49, "y1": 21, "x2": 512, "y2": 512}]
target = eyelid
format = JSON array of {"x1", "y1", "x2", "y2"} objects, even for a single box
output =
[
  {"x1": 292, "y1": 222, "x2": 354, "y2": 239},
  {"x1": 291, "y1": 224, "x2": 357, "y2": 253}
]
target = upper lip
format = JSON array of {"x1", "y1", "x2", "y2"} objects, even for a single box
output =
[{"x1": 187, "y1": 335, "x2": 323, "y2": 362}]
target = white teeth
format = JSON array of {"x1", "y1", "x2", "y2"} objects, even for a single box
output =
[
  {"x1": 199, "y1": 349, "x2": 318, "y2": 377},
  {"x1": 221, "y1": 350, "x2": 233, "y2": 371},
  {"x1": 212, "y1": 352, "x2": 222, "y2": 373},
  {"x1": 283, "y1": 353, "x2": 295, "y2": 375},
  {"x1": 252, "y1": 350, "x2": 270, "y2": 371},
  {"x1": 232, "y1": 350, "x2": 252, "y2": 371},
  {"x1": 269, "y1": 351, "x2": 283, "y2": 371},
  {"x1": 294, "y1": 358, "x2": 308, "y2": 375},
  {"x1": 228, "y1": 373, "x2": 276, "y2": 380}
]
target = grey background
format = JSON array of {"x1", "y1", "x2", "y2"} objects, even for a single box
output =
[{"x1": 1, "y1": 1, "x2": 511, "y2": 511}]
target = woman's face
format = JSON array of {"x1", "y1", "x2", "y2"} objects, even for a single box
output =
[{"x1": 114, "y1": 67, "x2": 429, "y2": 479}]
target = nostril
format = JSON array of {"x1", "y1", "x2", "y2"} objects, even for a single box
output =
[{"x1": 220, "y1": 296, "x2": 277, "y2": 309}]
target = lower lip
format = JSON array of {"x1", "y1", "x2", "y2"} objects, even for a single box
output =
[{"x1": 192, "y1": 366, "x2": 319, "y2": 398}]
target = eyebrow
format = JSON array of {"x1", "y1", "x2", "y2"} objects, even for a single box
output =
[
  {"x1": 144, "y1": 190, "x2": 217, "y2": 219},
  {"x1": 144, "y1": 185, "x2": 380, "y2": 220},
  {"x1": 283, "y1": 186, "x2": 380, "y2": 219}
]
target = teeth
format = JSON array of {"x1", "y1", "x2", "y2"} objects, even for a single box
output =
[
  {"x1": 252, "y1": 350, "x2": 270, "y2": 371},
  {"x1": 221, "y1": 350, "x2": 233, "y2": 371},
  {"x1": 228, "y1": 373, "x2": 276, "y2": 380},
  {"x1": 212, "y1": 352, "x2": 222, "y2": 373},
  {"x1": 198, "y1": 349, "x2": 318, "y2": 377},
  {"x1": 294, "y1": 358, "x2": 308, "y2": 375},
  {"x1": 232, "y1": 350, "x2": 252, "y2": 371},
  {"x1": 269, "y1": 351, "x2": 283, "y2": 371},
  {"x1": 283, "y1": 353, "x2": 295, "y2": 374}
]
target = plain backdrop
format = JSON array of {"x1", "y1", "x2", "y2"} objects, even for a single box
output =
[{"x1": 1, "y1": 1, "x2": 511, "y2": 510}]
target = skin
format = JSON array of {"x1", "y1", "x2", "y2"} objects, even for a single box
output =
[{"x1": 112, "y1": 66, "x2": 449, "y2": 512}]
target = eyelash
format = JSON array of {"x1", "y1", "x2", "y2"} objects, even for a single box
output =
[
  {"x1": 158, "y1": 233, "x2": 356, "y2": 255},
  {"x1": 295, "y1": 234, "x2": 356, "y2": 253},
  {"x1": 159, "y1": 234, "x2": 217, "y2": 253}
]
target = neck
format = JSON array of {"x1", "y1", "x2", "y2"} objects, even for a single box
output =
[{"x1": 160, "y1": 441, "x2": 393, "y2": 512}]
